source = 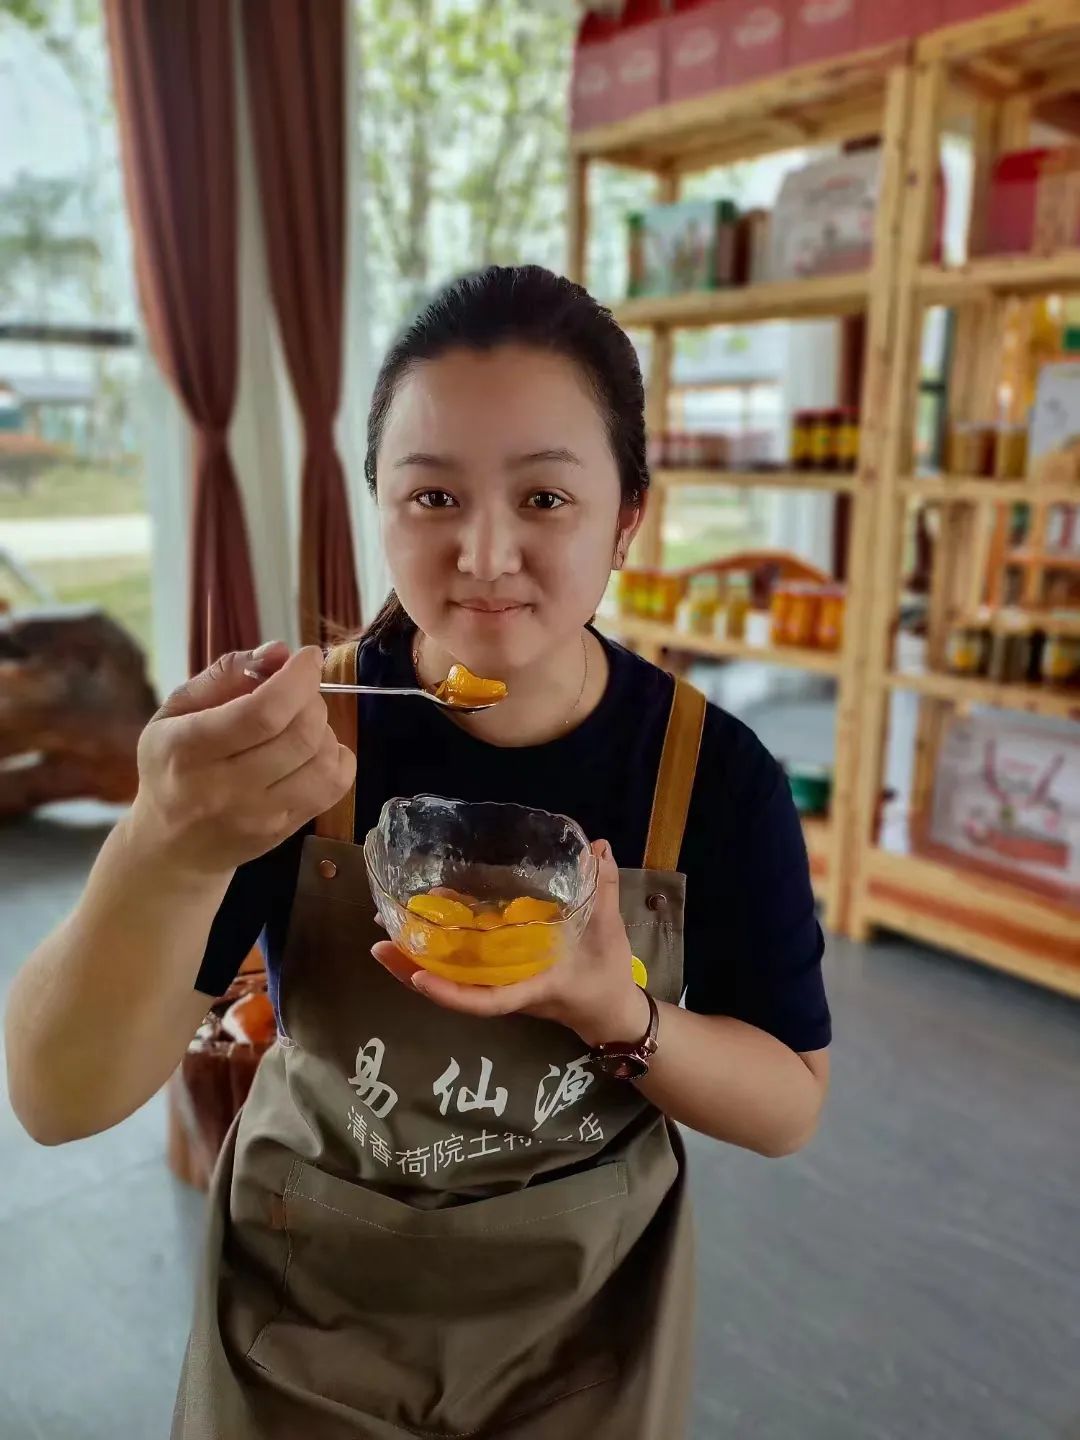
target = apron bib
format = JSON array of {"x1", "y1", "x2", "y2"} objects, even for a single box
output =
[{"x1": 173, "y1": 643, "x2": 706, "y2": 1440}]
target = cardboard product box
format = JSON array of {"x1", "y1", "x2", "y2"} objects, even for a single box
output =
[
  {"x1": 978, "y1": 147, "x2": 1080, "y2": 257},
  {"x1": 1028, "y1": 360, "x2": 1080, "y2": 485},
  {"x1": 930, "y1": 715, "x2": 1080, "y2": 900},
  {"x1": 665, "y1": 0, "x2": 729, "y2": 103},
  {"x1": 628, "y1": 198, "x2": 741, "y2": 296},
  {"x1": 942, "y1": 0, "x2": 1015, "y2": 22},
  {"x1": 766, "y1": 149, "x2": 880, "y2": 279},
  {"x1": 610, "y1": 0, "x2": 666, "y2": 121},
  {"x1": 724, "y1": 0, "x2": 787, "y2": 84},
  {"x1": 788, "y1": 0, "x2": 858, "y2": 67},
  {"x1": 858, "y1": 0, "x2": 941, "y2": 47},
  {"x1": 570, "y1": 9, "x2": 620, "y2": 132}
]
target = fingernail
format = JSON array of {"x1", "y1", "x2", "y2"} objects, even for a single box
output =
[
  {"x1": 253, "y1": 640, "x2": 284, "y2": 659},
  {"x1": 411, "y1": 974, "x2": 428, "y2": 993}
]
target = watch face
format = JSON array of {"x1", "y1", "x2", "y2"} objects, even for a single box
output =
[{"x1": 596, "y1": 1051, "x2": 650, "y2": 1082}]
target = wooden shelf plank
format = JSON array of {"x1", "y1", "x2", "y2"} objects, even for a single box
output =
[
  {"x1": 902, "y1": 473, "x2": 1080, "y2": 503},
  {"x1": 917, "y1": 0, "x2": 1080, "y2": 67},
  {"x1": 863, "y1": 846, "x2": 1080, "y2": 1000},
  {"x1": 888, "y1": 667, "x2": 1080, "y2": 720},
  {"x1": 917, "y1": 250, "x2": 1080, "y2": 305},
  {"x1": 602, "y1": 616, "x2": 842, "y2": 675},
  {"x1": 1006, "y1": 548, "x2": 1080, "y2": 571},
  {"x1": 571, "y1": 43, "x2": 905, "y2": 172},
  {"x1": 656, "y1": 467, "x2": 857, "y2": 494},
  {"x1": 614, "y1": 273, "x2": 870, "y2": 331}
]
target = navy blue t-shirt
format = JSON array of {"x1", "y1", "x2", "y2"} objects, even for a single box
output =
[{"x1": 196, "y1": 628, "x2": 830, "y2": 1055}]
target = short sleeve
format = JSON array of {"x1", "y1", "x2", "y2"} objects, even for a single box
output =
[
  {"x1": 679, "y1": 712, "x2": 831, "y2": 1054},
  {"x1": 194, "y1": 830, "x2": 304, "y2": 997}
]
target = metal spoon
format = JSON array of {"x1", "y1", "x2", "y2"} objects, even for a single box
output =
[{"x1": 318, "y1": 682, "x2": 501, "y2": 714}]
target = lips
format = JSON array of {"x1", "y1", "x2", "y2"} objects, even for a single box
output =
[{"x1": 453, "y1": 599, "x2": 530, "y2": 614}]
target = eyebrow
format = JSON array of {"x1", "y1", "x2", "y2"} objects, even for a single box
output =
[{"x1": 394, "y1": 447, "x2": 584, "y2": 470}]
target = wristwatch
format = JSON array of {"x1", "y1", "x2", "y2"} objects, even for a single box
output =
[{"x1": 589, "y1": 991, "x2": 659, "y2": 1081}]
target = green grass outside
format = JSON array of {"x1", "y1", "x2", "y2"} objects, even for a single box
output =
[
  {"x1": 28, "y1": 554, "x2": 155, "y2": 670},
  {"x1": 0, "y1": 461, "x2": 146, "y2": 519}
]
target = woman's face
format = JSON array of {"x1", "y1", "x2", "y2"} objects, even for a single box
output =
[{"x1": 377, "y1": 344, "x2": 640, "y2": 674}]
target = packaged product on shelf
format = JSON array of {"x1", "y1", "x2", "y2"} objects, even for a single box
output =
[
  {"x1": 837, "y1": 410, "x2": 860, "y2": 473},
  {"x1": 781, "y1": 583, "x2": 821, "y2": 648},
  {"x1": 766, "y1": 150, "x2": 881, "y2": 280},
  {"x1": 569, "y1": 8, "x2": 619, "y2": 133},
  {"x1": 977, "y1": 147, "x2": 1080, "y2": 257},
  {"x1": 609, "y1": 0, "x2": 665, "y2": 123},
  {"x1": 987, "y1": 611, "x2": 1035, "y2": 686},
  {"x1": 929, "y1": 715, "x2": 1080, "y2": 899},
  {"x1": 810, "y1": 410, "x2": 841, "y2": 471},
  {"x1": 723, "y1": 0, "x2": 786, "y2": 86},
  {"x1": 816, "y1": 586, "x2": 846, "y2": 651},
  {"x1": 995, "y1": 424, "x2": 1028, "y2": 480},
  {"x1": 945, "y1": 421, "x2": 996, "y2": 478},
  {"x1": 770, "y1": 582, "x2": 794, "y2": 645},
  {"x1": 1029, "y1": 361, "x2": 1080, "y2": 485},
  {"x1": 676, "y1": 573, "x2": 720, "y2": 636},
  {"x1": 788, "y1": 0, "x2": 857, "y2": 67},
  {"x1": 946, "y1": 618, "x2": 990, "y2": 677},
  {"x1": 664, "y1": 0, "x2": 726, "y2": 104},
  {"x1": 627, "y1": 198, "x2": 740, "y2": 298},
  {"x1": 716, "y1": 572, "x2": 750, "y2": 641},
  {"x1": 790, "y1": 411, "x2": 815, "y2": 469},
  {"x1": 1041, "y1": 614, "x2": 1080, "y2": 688},
  {"x1": 744, "y1": 610, "x2": 772, "y2": 649},
  {"x1": 735, "y1": 208, "x2": 772, "y2": 285}
]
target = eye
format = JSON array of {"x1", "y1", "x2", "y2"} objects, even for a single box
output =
[
  {"x1": 525, "y1": 491, "x2": 568, "y2": 511},
  {"x1": 414, "y1": 490, "x2": 458, "y2": 510}
]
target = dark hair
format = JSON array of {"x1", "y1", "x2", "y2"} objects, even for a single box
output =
[{"x1": 363, "y1": 264, "x2": 649, "y2": 646}]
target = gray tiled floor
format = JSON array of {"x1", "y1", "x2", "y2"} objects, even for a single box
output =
[{"x1": 2, "y1": 806, "x2": 1079, "y2": 1440}]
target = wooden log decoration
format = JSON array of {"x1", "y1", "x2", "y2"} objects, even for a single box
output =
[{"x1": 0, "y1": 605, "x2": 157, "y2": 819}]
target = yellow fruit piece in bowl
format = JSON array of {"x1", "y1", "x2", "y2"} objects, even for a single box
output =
[
  {"x1": 475, "y1": 911, "x2": 504, "y2": 931},
  {"x1": 481, "y1": 923, "x2": 559, "y2": 971},
  {"x1": 406, "y1": 893, "x2": 476, "y2": 928},
  {"x1": 500, "y1": 896, "x2": 562, "y2": 925}
]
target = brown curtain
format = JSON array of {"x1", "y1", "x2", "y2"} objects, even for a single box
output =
[
  {"x1": 242, "y1": 0, "x2": 361, "y2": 646},
  {"x1": 105, "y1": 0, "x2": 261, "y2": 675}
]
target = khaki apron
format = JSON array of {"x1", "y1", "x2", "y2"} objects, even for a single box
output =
[{"x1": 173, "y1": 642, "x2": 707, "y2": 1440}]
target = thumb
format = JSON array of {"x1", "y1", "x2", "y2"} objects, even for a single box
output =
[
  {"x1": 155, "y1": 641, "x2": 292, "y2": 721},
  {"x1": 589, "y1": 839, "x2": 622, "y2": 928}
]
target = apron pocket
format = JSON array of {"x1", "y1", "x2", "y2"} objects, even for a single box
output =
[{"x1": 246, "y1": 1158, "x2": 629, "y2": 1434}]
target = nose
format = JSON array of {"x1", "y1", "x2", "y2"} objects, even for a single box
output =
[{"x1": 457, "y1": 504, "x2": 522, "y2": 582}]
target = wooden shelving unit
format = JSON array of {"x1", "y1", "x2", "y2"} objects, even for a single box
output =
[
  {"x1": 569, "y1": 48, "x2": 915, "y2": 932},
  {"x1": 847, "y1": 0, "x2": 1080, "y2": 997}
]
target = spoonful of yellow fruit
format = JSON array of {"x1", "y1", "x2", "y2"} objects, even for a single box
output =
[{"x1": 320, "y1": 661, "x2": 507, "y2": 713}]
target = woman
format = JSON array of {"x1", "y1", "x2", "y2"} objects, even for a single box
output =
[{"x1": 7, "y1": 266, "x2": 830, "y2": 1439}]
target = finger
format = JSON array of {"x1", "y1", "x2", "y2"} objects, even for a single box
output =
[
  {"x1": 156, "y1": 642, "x2": 290, "y2": 721},
  {"x1": 407, "y1": 966, "x2": 554, "y2": 1018},
  {"x1": 587, "y1": 839, "x2": 623, "y2": 933},
  {"x1": 227, "y1": 694, "x2": 330, "y2": 791},
  {"x1": 272, "y1": 737, "x2": 356, "y2": 824},
  {"x1": 371, "y1": 941, "x2": 423, "y2": 988},
  {"x1": 172, "y1": 646, "x2": 325, "y2": 762}
]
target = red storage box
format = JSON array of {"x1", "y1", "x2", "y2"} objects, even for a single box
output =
[
  {"x1": 665, "y1": 0, "x2": 729, "y2": 103},
  {"x1": 978, "y1": 147, "x2": 1080, "y2": 257},
  {"x1": 611, "y1": 0, "x2": 666, "y2": 121},
  {"x1": 858, "y1": 0, "x2": 941, "y2": 47},
  {"x1": 570, "y1": 9, "x2": 620, "y2": 132},
  {"x1": 724, "y1": 0, "x2": 787, "y2": 84},
  {"x1": 943, "y1": 0, "x2": 1015, "y2": 22},
  {"x1": 788, "y1": 0, "x2": 858, "y2": 67}
]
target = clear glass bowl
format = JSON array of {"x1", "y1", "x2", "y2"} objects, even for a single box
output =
[{"x1": 364, "y1": 795, "x2": 598, "y2": 986}]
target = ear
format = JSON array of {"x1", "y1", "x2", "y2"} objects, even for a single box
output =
[{"x1": 613, "y1": 499, "x2": 645, "y2": 569}]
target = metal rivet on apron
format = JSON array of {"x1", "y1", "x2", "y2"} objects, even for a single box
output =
[
  {"x1": 318, "y1": 859, "x2": 338, "y2": 880},
  {"x1": 646, "y1": 893, "x2": 668, "y2": 912}
]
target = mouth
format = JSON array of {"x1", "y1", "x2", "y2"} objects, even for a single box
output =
[{"x1": 452, "y1": 600, "x2": 531, "y2": 617}]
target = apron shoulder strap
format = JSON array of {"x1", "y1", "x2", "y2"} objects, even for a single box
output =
[
  {"x1": 642, "y1": 678, "x2": 707, "y2": 873},
  {"x1": 315, "y1": 640, "x2": 361, "y2": 843}
]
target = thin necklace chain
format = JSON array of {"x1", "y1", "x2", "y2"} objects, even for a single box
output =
[{"x1": 412, "y1": 629, "x2": 590, "y2": 730}]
